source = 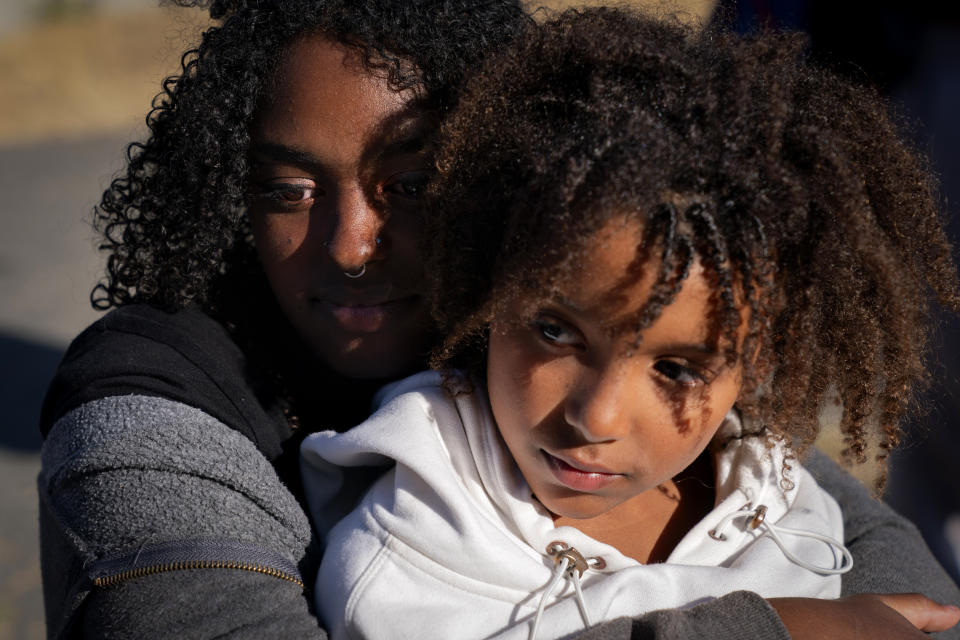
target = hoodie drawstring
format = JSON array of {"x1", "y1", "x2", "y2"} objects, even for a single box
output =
[
  {"x1": 530, "y1": 544, "x2": 593, "y2": 640},
  {"x1": 709, "y1": 505, "x2": 853, "y2": 575}
]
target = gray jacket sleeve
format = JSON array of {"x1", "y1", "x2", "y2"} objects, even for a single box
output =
[
  {"x1": 572, "y1": 591, "x2": 791, "y2": 640},
  {"x1": 39, "y1": 395, "x2": 326, "y2": 639},
  {"x1": 806, "y1": 449, "x2": 960, "y2": 629},
  {"x1": 572, "y1": 448, "x2": 960, "y2": 640}
]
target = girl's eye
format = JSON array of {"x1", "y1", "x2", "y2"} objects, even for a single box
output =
[
  {"x1": 383, "y1": 170, "x2": 433, "y2": 200},
  {"x1": 252, "y1": 182, "x2": 318, "y2": 210},
  {"x1": 533, "y1": 317, "x2": 582, "y2": 347},
  {"x1": 653, "y1": 360, "x2": 704, "y2": 388}
]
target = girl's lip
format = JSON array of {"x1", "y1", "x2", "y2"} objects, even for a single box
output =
[
  {"x1": 317, "y1": 296, "x2": 420, "y2": 333},
  {"x1": 542, "y1": 450, "x2": 622, "y2": 492}
]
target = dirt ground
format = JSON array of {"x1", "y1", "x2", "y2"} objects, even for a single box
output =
[
  {"x1": 0, "y1": 0, "x2": 719, "y2": 146},
  {"x1": 0, "y1": 5, "x2": 210, "y2": 145}
]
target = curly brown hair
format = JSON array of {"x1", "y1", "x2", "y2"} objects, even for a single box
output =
[{"x1": 426, "y1": 7, "x2": 960, "y2": 483}]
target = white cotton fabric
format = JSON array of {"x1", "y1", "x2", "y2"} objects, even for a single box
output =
[{"x1": 301, "y1": 371, "x2": 844, "y2": 640}]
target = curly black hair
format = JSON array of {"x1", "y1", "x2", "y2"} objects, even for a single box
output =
[
  {"x1": 90, "y1": 0, "x2": 528, "y2": 429},
  {"x1": 93, "y1": 0, "x2": 527, "y2": 315},
  {"x1": 427, "y1": 7, "x2": 960, "y2": 485}
]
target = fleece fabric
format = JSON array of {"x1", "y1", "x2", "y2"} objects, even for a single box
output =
[
  {"x1": 39, "y1": 394, "x2": 324, "y2": 639},
  {"x1": 301, "y1": 371, "x2": 848, "y2": 640}
]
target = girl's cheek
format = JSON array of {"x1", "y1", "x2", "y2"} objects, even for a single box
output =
[{"x1": 250, "y1": 205, "x2": 311, "y2": 255}]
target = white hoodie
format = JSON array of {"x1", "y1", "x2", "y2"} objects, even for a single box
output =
[{"x1": 301, "y1": 371, "x2": 848, "y2": 640}]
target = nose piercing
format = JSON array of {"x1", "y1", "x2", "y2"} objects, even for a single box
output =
[
  {"x1": 343, "y1": 264, "x2": 366, "y2": 279},
  {"x1": 324, "y1": 237, "x2": 380, "y2": 279}
]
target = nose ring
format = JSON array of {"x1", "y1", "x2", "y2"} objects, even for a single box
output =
[
  {"x1": 343, "y1": 264, "x2": 366, "y2": 279},
  {"x1": 324, "y1": 237, "x2": 380, "y2": 279}
]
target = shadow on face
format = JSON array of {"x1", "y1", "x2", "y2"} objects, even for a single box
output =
[{"x1": 247, "y1": 34, "x2": 435, "y2": 379}]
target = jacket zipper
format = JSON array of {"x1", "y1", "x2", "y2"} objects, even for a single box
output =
[{"x1": 87, "y1": 538, "x2": 305, "y2": 589}]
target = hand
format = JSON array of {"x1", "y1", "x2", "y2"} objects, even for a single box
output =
[{"x1": 769, "y1": 593, "x2": 960, "y2": 639}]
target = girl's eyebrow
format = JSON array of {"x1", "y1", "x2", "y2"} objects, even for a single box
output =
[
  {"x1": 545, "y1": 296, "x2": 730, "y2": 361},
  {"x1": 364, "y1": 113, "x2": 435, "y2": 165},
  {"x1": 249, "y1": 106, "x2": 434, "y2": 177},
  {"x1": 248, "y1": 142, "x2": 330, "y2": 173},
  {"x1": 378, "y1": 123, "x2": 431, "y2": 157},
  {"x1": 659, "y1": 342, "x2": 722, "y2": 358},
  {"x1": 550, "y1": 295, "x2": 585, "y2": 313}
]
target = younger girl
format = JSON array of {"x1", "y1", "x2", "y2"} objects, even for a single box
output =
[{"x1": 301, "y1": 8, "x2": 960, "y2": 639}]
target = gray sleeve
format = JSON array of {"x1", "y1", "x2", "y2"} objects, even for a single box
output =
[
  {"x1": 570, "y1": 591, "x2": 790, "y2": 640},
  {"x1": 39, "y1": 395, "x2": 326, "y2": 639},
  {"x1": 570, "y1": 449, "x2": 960, "y2": 640},
  {"x1": 806, "y1": 449, "x2": 960, "y2": 639}
]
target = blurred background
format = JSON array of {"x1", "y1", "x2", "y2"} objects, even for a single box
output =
[
  {"x1": 0, "y1": 3, "x2": 208, "y2": 638},
  {"x1": 0, "y1": 1, "x2": 955, "y2": 638}
]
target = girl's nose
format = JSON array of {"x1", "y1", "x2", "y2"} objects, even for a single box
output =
[
  {"x1": 324, "y1": 186, "x2": 384, "y2": 273},
  {"x1": 563, "y1": 367, "x2": 634, "y2": 443}
]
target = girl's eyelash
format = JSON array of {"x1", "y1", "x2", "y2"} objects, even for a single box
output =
[
  {"x1": 251, "y1": 182, "x2": 318, "y2": 209},
  {"x1": 653, "y1": 359, "x2": 706, "y2": 387},
  {"x1": 383, "y1": 170, "x2": 434, "y2": 199},
  {"x1": 532, "y1": 317, "x2": 582, "y2": 347}
]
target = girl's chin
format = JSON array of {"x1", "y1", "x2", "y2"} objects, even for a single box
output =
[
  {"x1": 534, "y1": 490, "x2": 618, "y2": 522},
  {"x1": 320, "y1": 336, "x2": 429, "y2": 380}
]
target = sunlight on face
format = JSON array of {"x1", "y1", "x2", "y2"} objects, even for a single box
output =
[{"x1": 486, "y1": 219, "x2": 745, "y2": 521}]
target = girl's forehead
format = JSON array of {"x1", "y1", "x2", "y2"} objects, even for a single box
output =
[{"x1": 517, "y1": 219, "x2": 709, "y2": 319}]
